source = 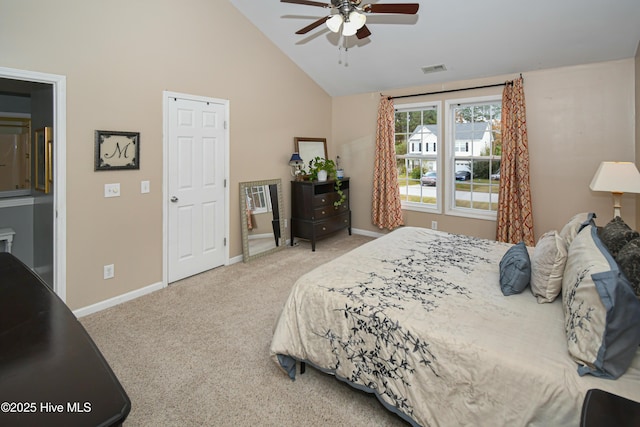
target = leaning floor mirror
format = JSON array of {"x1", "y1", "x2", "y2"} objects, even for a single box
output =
[{"x1": 240, "y1": 179, "x2": 285, "y2": 262}]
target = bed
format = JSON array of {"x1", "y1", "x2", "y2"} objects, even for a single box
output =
[{"x1": 270, "y1": 224, "x2": 640, "y2": 426}]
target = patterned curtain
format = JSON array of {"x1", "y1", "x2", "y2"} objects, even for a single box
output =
[
  {"x1": 497, "y1": 76, "x2": 535, "y2": 246},
  {"x1": 372, "y1": 96, "x2": 404, "y2": 230}
]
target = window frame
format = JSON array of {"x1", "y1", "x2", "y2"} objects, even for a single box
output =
[
  {"x1": 444, "y1": 95, "x2": 502, "y2": 221},
  {"x1": 394, "y1": 101, "x2": 442, "y2": 214}
]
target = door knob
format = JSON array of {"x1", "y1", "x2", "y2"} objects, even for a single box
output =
[{"x1": 170, "y1": 196, "x2": 178, "y2": 203}]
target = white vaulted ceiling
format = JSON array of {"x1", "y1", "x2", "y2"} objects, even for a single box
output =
[{"x1": 229, "y1": 0, "x2": 640, "y2": 97}]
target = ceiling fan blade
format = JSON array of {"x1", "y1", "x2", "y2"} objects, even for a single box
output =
[
  {"x1": 356, "y1": 24, "x2": 371, "y2": 39},
  {"x1": 281, "y1": 0, "x2": 331, "y2": 8},
  {"x1": 295, "y1": 16, "x2": 330, "y2": 34},
  {"x1": 363, "y1": 3, "x2": 420, "y2": 14}
]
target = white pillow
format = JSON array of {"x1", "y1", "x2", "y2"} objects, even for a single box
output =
[
  {"x1": 558, "y1": 212, "x2": 594, "y2": 249},
  {"x1": 561, "y1": 224, "x2": 640, "y2": 378},
  {"x1": 530, "y1": 230, "x2": 567, "y2": 303}
]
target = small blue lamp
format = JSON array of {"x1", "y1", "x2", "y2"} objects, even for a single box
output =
[{"x1": 289, "y1": 153, "x2": 304, "y2": 180}]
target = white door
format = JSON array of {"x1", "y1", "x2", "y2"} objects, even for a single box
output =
[{"x1": 167, "y1": 96, "x2": 226, "y2": 283}]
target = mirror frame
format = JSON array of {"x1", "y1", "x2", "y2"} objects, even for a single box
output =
[
  {"x1": 35, "y1": 126, "x2": 53, "y2": 194},
  {"x1": 0, "y1": 116, "x2": 32, "y2": 197},
  {"x1": 239, "y1": 178, "x2": 285, "y2": 262},
  {"x1": 294, "y1": 137, "x2": 327, "y2": 168}
]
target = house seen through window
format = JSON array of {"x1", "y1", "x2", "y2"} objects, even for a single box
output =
[{"x1": 395, "y1": 96, "x2": 502, "y2": 219}]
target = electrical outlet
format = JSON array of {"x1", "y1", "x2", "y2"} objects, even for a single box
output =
[
  {"x1": 103, "y1": 264, "x2": 114, "y2": 279},
  {"x1": 431, "y1": 221, "x2": 438, "y2": 230},
  {"x1": 104, "y1": 183, "x2": 120, "y2": 198},
  {"x1": 284, "y1": 219, "x2": 288, "y2": 228}
]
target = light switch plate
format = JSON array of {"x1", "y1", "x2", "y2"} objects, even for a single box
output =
[
  {"x1": 104, "y1": 183, "x2": 120, "y2": 198},
  {"x1": 141, "y1": 180, "x2": 150, "y2": 194},
  {"x1": 103, "y1": 264, "x2": 114, "y2": 279}
]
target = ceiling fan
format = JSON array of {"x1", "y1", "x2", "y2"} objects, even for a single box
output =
[{"x1": 282, "y1": 0, "x2": 419, "y2": 39}]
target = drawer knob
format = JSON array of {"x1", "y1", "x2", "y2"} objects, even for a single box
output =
[
  {"x1": 321, "y1": 198, "x2": 326, "y2": 203},
  {"x1": 321, "y1": 211, "x2": 325, "y2": 215},
  {"x1": 322, "y1": 227, "x2": 326, "y2": 231}
]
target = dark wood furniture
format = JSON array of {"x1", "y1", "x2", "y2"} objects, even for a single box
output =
[
  {"x1": 0, "y1": 253, "x2": 131, "y2": 427},
  {"x1": 580, "y1": 389, "x2": 640, "y2": 427},
  {"x1": 290, "y1": 178, "x2": 351, "y2": 251}
]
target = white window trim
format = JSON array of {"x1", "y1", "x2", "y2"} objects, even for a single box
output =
[
  {"x1": 395, "y1": 101, "x2": 442, "y2": 214},
  {"x1": 444, "y1": 95, "x2": 501, "y2": 221}
]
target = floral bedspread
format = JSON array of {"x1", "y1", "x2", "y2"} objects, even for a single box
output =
[{"x1": 270, "y1": 227, "x2": 640, "y2": 426}]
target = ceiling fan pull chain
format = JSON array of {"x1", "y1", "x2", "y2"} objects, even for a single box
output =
[
  {"x1": 344, "y1": 42, "x2": 349, "y2": 67},
  {"x1": 337, "y1": 37, "x2": 343, "y2": 65},
  {"x1": 344, "y1": 36, "x2": 349, "y2": 67}
]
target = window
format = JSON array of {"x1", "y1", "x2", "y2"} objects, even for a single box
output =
[
  {"x1": 394, "y1": 103, "x2": 440, "y2": 211},
  {"x1": 394, "y1": 95, "x2": 501, "y2": 219},
  {"x1": 244, "y1": 185, "x2": 272, "y2": 214},
  {"x1": 448, "y1": 99, "x2": 501, "y2": 217}
]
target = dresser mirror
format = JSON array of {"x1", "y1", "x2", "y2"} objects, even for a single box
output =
[
  {"x1": 240, "y1": 179, "x2": 285, "y2": 262},
  {"x1": 294, "y1": 137, "x2": 327, "y2": 168}
]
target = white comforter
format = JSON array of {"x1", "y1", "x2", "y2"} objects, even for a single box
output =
[{"x1": 270, "y1": 227, "x2": 640, "y2": 426}]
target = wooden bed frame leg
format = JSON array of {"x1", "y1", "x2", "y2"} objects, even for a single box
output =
[{"x1": 300, "y1": 362, "x2": 306, "y2": 374}]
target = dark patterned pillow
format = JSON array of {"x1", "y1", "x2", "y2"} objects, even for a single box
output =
[
  {"x1": 618, "y1": 237, "x2": 640, "y2": 298},
  {"x1": 599, "y1": 216, "x2": 640, "y2": 258}
]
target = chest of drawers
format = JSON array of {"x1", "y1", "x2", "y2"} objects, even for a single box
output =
[{"x1": 290, "y1": 178, "x2": 351, "y2": 251}]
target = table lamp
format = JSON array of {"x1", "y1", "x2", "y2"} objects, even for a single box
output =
[
  {"x1": 589, "y1": 161, "x2": 640, "y2": 218},
  {"x1": 289, "y1": 153, "x2": 304, "y2": 181}
]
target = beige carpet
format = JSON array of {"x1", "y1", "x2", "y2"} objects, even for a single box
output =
[{"x1": 81, "y1": 233, "x2": 410, "y2": 426}]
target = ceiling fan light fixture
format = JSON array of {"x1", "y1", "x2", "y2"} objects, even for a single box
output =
[
  {"x1": 342, "y1": 11, "x2": 365, "y2": 36},
  {"x1": 326, "y1": 14, "x2": 343, "y2": 33},
  {"x1": 349, "y1": 10, "x2": 366, "y2": 29}
]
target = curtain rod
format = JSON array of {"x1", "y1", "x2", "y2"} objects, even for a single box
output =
[{"x1": 387, "y1": 74, "x2": 522, "y2": 100}]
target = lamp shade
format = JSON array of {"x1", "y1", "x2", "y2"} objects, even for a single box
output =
[
  {"x1": 289, "y1": 152, "x2": 304, "y2": 166},
  {"x1": 342, "y1": 11, "x2": 366, "y2": 36},
  {"x1": 326, "y1": 14, "x2": 343, "y2": 33},
  {"x1": 589, "y1": 162, "x2": 640, "y2": 193}
]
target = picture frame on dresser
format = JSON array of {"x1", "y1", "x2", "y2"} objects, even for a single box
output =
[{"x1": 294, "y1": 137, "x2": 327, "y2": 168}]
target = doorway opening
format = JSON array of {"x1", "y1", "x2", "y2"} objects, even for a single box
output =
[{"x1": 0, "y1": 67, "x2": 66, "y2": 301}]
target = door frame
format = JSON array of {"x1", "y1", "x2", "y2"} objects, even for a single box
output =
[
  {"x1": 162, "y1": 91, "x2": 230, "y2": 286},
  {"x1": 0, "y1": 66, "x2": 67, "y2": 301}
]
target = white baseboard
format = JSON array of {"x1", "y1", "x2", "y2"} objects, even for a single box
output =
[
  {"x1": 73, "y1": 281, "x2": 165, "y2": 318},
  {"x1": 229, "y1": 254, "x2": 243, "y2": 264},
  {"x1": 352, "y1": 227, "x2": 385, "y2": 239},
  {"x1": 74, "y1": 230, "x2": 381, "y2": 318}
]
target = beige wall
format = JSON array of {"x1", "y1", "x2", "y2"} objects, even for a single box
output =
[
  {"x1": 0, "y1": 0, "x2": 331, "y2": 309},
  {"x1": 1, "y1": 2, "x2": 637, "y2": 312},
  {"x1": 333, "y1": 59, "x2": 637, "y2": 240}
]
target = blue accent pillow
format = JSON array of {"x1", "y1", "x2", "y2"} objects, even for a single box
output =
[{"x1": 499, "y1": 241, "x2": 531, "y2": 296}]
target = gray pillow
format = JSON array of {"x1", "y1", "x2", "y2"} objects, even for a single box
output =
[
  {"x1": 599, "y1": 216, "x2": 640, "y2": 259},
  {"x1": 617, "y1": 237, "x2": 640, "y2": 298},
  {"x1": 499, "y1": 241, "x2": 531, "y2": 296}
]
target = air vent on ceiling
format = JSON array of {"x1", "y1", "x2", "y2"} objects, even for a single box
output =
[{"x1": 421, "y1": 64, "x2": 447, "y2": 74}]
